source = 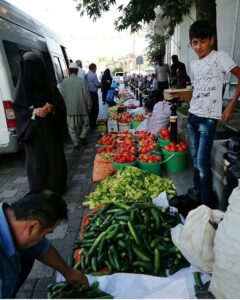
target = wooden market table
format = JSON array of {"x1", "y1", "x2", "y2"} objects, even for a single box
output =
[{"x1": 164, "y1": 88, "x2": 193, "y2": 102}]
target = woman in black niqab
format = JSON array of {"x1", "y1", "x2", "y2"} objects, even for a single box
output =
[{"x1": 14, "y1": 52, "x2": 67, "y2": 195}]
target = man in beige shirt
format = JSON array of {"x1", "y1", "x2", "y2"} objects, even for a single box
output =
[{"x1": 59, "y1": 63, "x2": 92, "y2": 149}]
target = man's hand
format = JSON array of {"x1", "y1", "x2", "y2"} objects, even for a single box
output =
[
  {"x1": 65, "y1": 268, "x2": 89, "y2": 289},
  {"x1": 221, "y1": 103, "x2": 234, "y2": 122}
]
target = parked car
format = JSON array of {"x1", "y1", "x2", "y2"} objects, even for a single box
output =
[{"x1": 114, "y1": 72, "x2": 124, "y2": 84}]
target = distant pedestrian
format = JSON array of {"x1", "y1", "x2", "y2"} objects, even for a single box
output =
[
  {"x1": 76, "y1": 59, "x2": 86, "y2": 79},
  {"x1": 59, "y1": 63, "x2": 92, "y2": 149},
  {"x1": 101, "y1": 68, "x2": 112, "y2": 105},
  {"x1": 155, "y1": 57, "x2": 170, "y2": 98},
  {"x1": 14, "y1": 52, "x2": 67, "y2": 195},
  {"x1": 170, "y1": 55, "x2": 186, "y2": 87},
  {"x1": 85, "y1": 63, "x2": 101, "y2": 128},
  {"x1": 123, "y1": 72, "x2": 128, "y2": 89}
]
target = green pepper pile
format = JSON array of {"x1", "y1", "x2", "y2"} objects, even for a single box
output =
[
  {"x1": 83, "y1": 166, "x2": 176, "y2": 209},
  {"x1": 75, "y1": 202, "x2": 188, "y2": 276},
  {"x1": 47, "y1": 281, "x2": 112, "y2": 299}
]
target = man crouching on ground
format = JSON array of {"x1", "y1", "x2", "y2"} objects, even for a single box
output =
[{"x1": 0, "y1": 190, "x2": 88, "y2": 298}]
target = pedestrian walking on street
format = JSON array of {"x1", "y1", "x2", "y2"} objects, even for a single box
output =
[
  {"x1": 85, "y1": 63, "x2": 101, "y2": 128},
  {"x1": 101, "y1": 68, "x2": 112, "y2": 104},
  {"x1": 155, "y1": 57, "x2": 170, "y2": 99},
  {"x1": 123, "y1": 72, "x2": 128, "y2": 89},
  {"x1": 76, "y1": 59, "x2": 86, "y2": 79},
  {"x1": 0, "y1": 190, "x2": 88, "y2": 299},
  {"x1": 187, "y1": 20, "x2": 240, "y2": 208},
  {"x1": 59, "y1": 62, "x2": 92, "y2": 149},
  {"x1": 14, "y1": 52, "x2": 67, "y2": 195}
]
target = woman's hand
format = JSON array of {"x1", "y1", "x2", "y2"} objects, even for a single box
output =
[
  {"x1": 35, "y1": 107, "x2": 48, "y2": 117},
  {"x1": 44, "y1": 102, "x2": 54, "y2": 113}
]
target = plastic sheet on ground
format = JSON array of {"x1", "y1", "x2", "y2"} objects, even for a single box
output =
[{"x1": 86, "y1": 268, "x2": 195, "y2": 299}]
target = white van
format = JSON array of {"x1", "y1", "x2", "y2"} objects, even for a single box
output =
[{"x1": 0, "y1": 0, "x2": 70, "y2": 153}]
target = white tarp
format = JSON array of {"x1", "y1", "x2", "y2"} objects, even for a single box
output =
[{"x1": 56, "y1": 268, "x2": 196, "y2": 299}]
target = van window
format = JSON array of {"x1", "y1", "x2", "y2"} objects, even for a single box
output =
[
  {"x1": 59, "y1": 57, "x2": 68, "y2": 78},
  {"x1": 2, "y1": 40, "x2": 29, "y2": 86},
  {"x1": 3, "y1": 40, "x2": 57, "y2": 87},
  {"x1": 53, "y1": 56, "x2": 64, "y2": 83}
]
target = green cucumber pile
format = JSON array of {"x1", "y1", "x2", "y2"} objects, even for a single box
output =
[
  {"x1": 83, "y1": 166, "x2": 176, "y2": 208},
  {"x1": 74, "y1": 202, "x2": 188, "y2": 276},
  {"x1": 47, "y1": 281, "x2": 112, "y2": 299}
]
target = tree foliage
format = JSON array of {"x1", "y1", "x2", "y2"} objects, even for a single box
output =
[
  {"x1": 146, "y1": 34, "x2": 165, "y2": 64},
  {"x1": 74, "y1": 0, "x2": 193, "y2": 33},
  {"x1": 112, "y1": 66, "x2": 124, "y2": 74}
]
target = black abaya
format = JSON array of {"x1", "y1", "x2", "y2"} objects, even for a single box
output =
[{"x1": 13, "y1": 52, "x2": 67, "y2": 194}]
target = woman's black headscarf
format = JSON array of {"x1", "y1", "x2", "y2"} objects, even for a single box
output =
[
  {"x1": 14, "y1": 52, "x2": 55, "y2": 108},
  {"x1": 14, "y1": 52, "x2": 68, "y2": 142}
]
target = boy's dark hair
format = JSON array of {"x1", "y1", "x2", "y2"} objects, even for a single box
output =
[
  {"x1": 89, "y1": 63, "x2": 96, "y2": 70},
  {"x1": 10, "y1": 190, "x2": 68, "y2": 229},
  {"x1": 189, "y1": 20, "x2": 214, "y2": 41},
  {"x1": 172, "y1": 55, "x2": 178, "y2": 61}
]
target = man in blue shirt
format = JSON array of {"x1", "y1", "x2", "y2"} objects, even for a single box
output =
[
  {"x1": 85, "y1": 63, "x2": 101, "y2": 128},
  {"x1": 0, "y1": 190, "x2": 88, "y2": 298}
]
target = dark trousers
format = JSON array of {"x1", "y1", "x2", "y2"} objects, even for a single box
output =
[
  {"x1": 157, "y1": 81, "x2": 169, "y2": 99},
  {"x1": 102, "y1": 90, "x2": 108, "y2": 104},
  {"x1": 187, "y1": 113, "x2": 218, "y2": 208},
  {"x1": 89, "y1": 91, "x2": 99, "y2": 128}
]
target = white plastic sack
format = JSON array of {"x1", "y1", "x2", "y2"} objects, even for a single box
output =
[
  {"x1": 56, "y1": 268, "x2": 195, "y2": 298},
  {"x1": 171, "y1": 205, "x2": 224, "y2": 273},
  {"x1": 136, "y1": 118, "x2": 151, "y2": 131},
  {"x1": 150, "y1": 101, "x2": 171, "y2": 133},
  {"x1": 209, "y1": 186, "x2": 240, "y2": 298},
  {"x1": 87, "y1": 269, "x2": 195, "y2": 299}
]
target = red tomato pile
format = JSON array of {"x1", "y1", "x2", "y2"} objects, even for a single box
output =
[
  {"x1": 98, "y1": 134, "x2": 116, "y2": 146},
  {"x1": 164, "y1": 141, "x2": 188, "y2": 152},
  {"x1": 158, "y1": 128, "x2": 170, "y2": 140},
  {"x1": 138, "y1": 153, "x2": 161, "y2": 163},
  {"x1": 133, "y1": 114, "x2": 145, "y2": 122},
  {"x1": 113, "y1": 153, "x2": 136, "y2": 163},
  {"x1": 128, "y1": 103, "x2": 137, "y2": 109},
  {"x1": 135, "y1": 131, "x2": 156, "y2": 141},
  {"x1": 138, "y1": 140, "x2": 157, "y2": 153},
  {"x1": 97, "y1": 145, "x2": 115, "y2": 154},
  {"x1": 117, "y1": 145, "x2": 137, "y2": 154}
]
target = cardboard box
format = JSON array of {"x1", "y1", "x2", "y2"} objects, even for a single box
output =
[{"x1": 164, "y1": 89, "x2": 192, "y2": 102}]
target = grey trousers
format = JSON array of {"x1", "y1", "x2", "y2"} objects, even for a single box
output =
[{"x1": 67, "y1": 115, "x2": 90, "y2": 146}]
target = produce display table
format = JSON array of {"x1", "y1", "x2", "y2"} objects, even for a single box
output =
[{"x1": 164, "y1": 89, "x2": 192, "y2": 102}]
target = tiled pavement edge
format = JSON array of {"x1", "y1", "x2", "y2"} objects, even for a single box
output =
[{"x1": 15, "y1": 130, "x2": 99, "y2": 299}]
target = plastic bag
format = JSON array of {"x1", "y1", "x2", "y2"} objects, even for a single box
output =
[
  {"x1": 150, "y1": 101, "x2": 171, "y2": 133},
  {"x1": 92, "y1": 154, "x2": 116, "y2": 182},
  {"x1": 209, "y1": 186, "x2": 240, "y2": 298},
  {"x1": 171, "y1": 205, "x2": 224, "y2": 273}
]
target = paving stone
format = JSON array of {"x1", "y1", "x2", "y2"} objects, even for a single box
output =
[
  {"x1": 72, "y1": 173, "x2": 87, "y2": 180},
  {"x1": 65, "y1": 187, "x2": 82, "y2": 196},
  {"x1": 13, "y1": 176, "x2": 28, "y2": 184},
  {"x1": 77, "y1": 163, "x2": 90, "y2": 169},
  {"x1": 28, "y1": 261, "x2": 54, "y2": 279},
  {"x1": 0, "y1": 189, "x2": 18, "y2": 197},
  {"x1": 47, "y1": 224, "x2": 68, "y2": 239}
]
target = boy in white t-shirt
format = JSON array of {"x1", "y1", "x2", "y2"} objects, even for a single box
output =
[{"x1": 187, "y1": 20, "x2": 240, "y2": 208}]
